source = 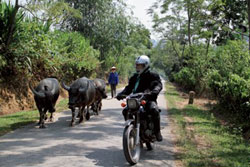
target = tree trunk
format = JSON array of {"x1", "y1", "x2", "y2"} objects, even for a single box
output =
[
  {"x1": 187, "y1": 0, "x2": 193, "y2": 57},
  {"x1": 170, "y1": 39, "x2": 180, "y2": 58},
  {"x1": 187, "y1": 1, "x2": 192, "y2": 47},
  {"x1": 248, "y1": 0, "x2": 250, "y2": 51},
  {"x1": 187, "y1": 8, "x2": 192, "y2": 46}
]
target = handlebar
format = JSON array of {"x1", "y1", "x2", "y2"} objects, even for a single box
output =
[
  {"x1": 115, "y1": 94, "x2": 127, "y2": 100},
  {"x1": 116, "y1": 92, "x2": 149, "y2": 101}
]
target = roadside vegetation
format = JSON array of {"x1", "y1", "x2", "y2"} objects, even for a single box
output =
[
  {"x1": 0, "y1": 0, "x2": 151, "y2": 114},
  {"x1": 0, "y1": 97, "x2": 68, "y2": 136},
  {"x1": 165, "y1": 82, "x2": 250, "y2": 167},
  {"x1": 150, "y1": 0, "x2": 250, "y2": 137}
]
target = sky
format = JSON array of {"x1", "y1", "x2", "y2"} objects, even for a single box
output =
[{"x1": 126, "y1": 0, "x2": 158, "y2": 39}]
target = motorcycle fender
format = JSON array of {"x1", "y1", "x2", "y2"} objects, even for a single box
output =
[{"x1": 124, "y1": 119, "x2": 134, "y2": 127}]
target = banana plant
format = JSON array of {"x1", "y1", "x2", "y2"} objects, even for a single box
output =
[{"x1": 0, "y1": 1, "x2": 24, "y2": 52}]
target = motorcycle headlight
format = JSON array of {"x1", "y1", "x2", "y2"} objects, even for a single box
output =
[{"x1": 127, "y1": 99, "x2": 139, "y2": 110}]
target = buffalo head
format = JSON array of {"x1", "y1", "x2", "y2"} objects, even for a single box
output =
[{"x1": 62, "y1": 81, "x2": 87, "y2": 109}]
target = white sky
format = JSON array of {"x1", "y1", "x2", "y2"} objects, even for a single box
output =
[{"x1": 126, "y1": 0, "x2": 158, "y2": 39}]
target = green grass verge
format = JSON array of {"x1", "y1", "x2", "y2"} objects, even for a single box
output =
[
  {"x1": 56, "y1": 98, "x2": 69, "y2": 113},
  {"x1": 165, "y1": 82, "x2": 250, "y2": 167},
  {"x1": 0, "y1": 110, "x2": 38, "y2": 136},
  {"x1": 0, "y1": 98, "x2": 69, "y2": 136}
]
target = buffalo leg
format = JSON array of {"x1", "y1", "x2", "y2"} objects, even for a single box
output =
[
  {"x1": 97, "y1": 100, "x2": 102, "y2": 114},
  {"x1": 49, "y1": 112, "x2": 54, "y2": 122},
  {"x1": 79, "y1": 106, "x2": 85, "y2": 123},
  {"x1": 49, "y1": 108, "x2": 55, "y2": 122},
  {"x1": 44, "y1": 114, "x2": 48, "y2": 121},
  {"x1": 98, "y1": 101, "x2": 102, "y2": 111},
  {"x1": 39, "y1": 109, "x2": 47, "y2": 128},
  {"x1": 70, "y1": 108, "x2": 76, "y2": 127},
  {"x1": 38, "y1": 107, "x2": 43, "y2": 125},
  {"x1": 77, "y1": 107, "x2": 80, "y2": 118},
  {"x1": 94, "y1": 102, "x2": 99, "y2": 115},
  {"x1": 92, "y1": 102, "x2": 98, "y2": 115},
  {"x1": 86, "y1": 106, "x2": 90, "y2": 120},
  {"x1": 90, "y1": 104, "x2": 94, "y2": 111}
]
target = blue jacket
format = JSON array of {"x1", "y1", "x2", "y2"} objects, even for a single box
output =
[{"x1": 108, "y1": 72, "x2": 119, "y2": 85}]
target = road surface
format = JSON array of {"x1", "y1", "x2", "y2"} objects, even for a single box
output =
[{"x1": 0, "y1": 81, "x2": 176, "y2": 167}]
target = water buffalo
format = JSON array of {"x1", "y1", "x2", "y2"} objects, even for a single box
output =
[
  {"x1": 91, "y1": 78, "x2": 108, "y2": 115},
  {"x1": 62, "y1": 77, "x2": 96, "y2": 126},
  {"x1": 29, "y1": 78, "x2": 60, "y2": 128}
]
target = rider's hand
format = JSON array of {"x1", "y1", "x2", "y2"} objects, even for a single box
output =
[
  {"x1": 116, "y1": 93, "x2": 125, "y2": 100},
  {"x1": 142, "y1": 92, "x2": 151, "y2": 100}
]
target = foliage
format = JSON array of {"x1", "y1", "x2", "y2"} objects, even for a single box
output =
[
  {"x1": 174, "y1": 67, "x2": 196, "y2": 90},
  {"x1": 65, "y1": 0, "x2": 152, "y2": 78},
  {"x1": 0, "y1": 1, "x2": 24, "y2": 52},
  {"x1": 165, "y1": 82, "x2": 250, "y2": 167},
  {"x1": 0, "y1": 0, "x2": 153, "y2": 86},
  {"x1": 0, "y1": 17, "x2": 100, "y2": 84},
  {"x1": 25, "y1": 0, "x2": 82, "y2": 26},
  {"x1": 150, "y1": 0, "x2": 250, "y2": 127},
  {"x1": 209, "y1": 0, "x2": 248, "y2": 45},
  {"x1": 207, "y1": 40, "x2": 250, "y2": 126},
  {"x1": 49, "y1": 31, "x2": 100, "y2": 81},
  {"x1": 65, "y1": 0, "x2": 129, "y2": 59}
]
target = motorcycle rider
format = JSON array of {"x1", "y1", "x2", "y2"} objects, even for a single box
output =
[{"x1": 116, "y1": 55, "x2": 163, "y2": 141}]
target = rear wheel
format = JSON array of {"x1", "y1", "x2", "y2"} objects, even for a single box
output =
[{"x1": 123, "y1": 124, "x2": 141, "y2": 165}]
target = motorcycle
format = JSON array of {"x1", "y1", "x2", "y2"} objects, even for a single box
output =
[{"x1": 117, "y1": 93, "x2": 156, "y2": 165}]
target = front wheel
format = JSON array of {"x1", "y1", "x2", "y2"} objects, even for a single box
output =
[{"x1": 123, "y1": 124, "x2": 141, "y2": 165}]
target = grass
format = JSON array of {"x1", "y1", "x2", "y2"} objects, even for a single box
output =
[
  {"x1": 0, "y1": 98, "x2": 69, "y2": 136},
  {"x1": 56, "y1": 98, "x2": 68, "y2": 113},
  {"x1": 165, "y1": 82, "x2": 250, "y2": 167},
  {"x1": 0, "y1": 110, "x2": 38, "y2": 136}
]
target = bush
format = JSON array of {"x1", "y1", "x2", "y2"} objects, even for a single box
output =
[
  {"x1": 0, "y1": 18, "x2": 100, "y2": 83},
  {"x1": 174, "y1": 67, "x2": 196, "y2": 90},
  {"x1": 207, "y1": 40, "x2": 250, "y2": 126},
  {"x1": 173, "y1": 44, "x2": 211, "y2": 93},
  {"x1": 48, "y1": 31, "x2": 100, "y2": 81},
  {"x1": 165, "y1": 40, "x2": 250, "y2": 127}
]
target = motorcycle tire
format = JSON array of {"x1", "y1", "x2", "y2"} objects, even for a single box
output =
[{"x1": 123, "y1": 124, "x2": 141, "y2": 165}]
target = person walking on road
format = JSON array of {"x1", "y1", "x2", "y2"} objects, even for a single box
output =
[{"x1": 108, "y1": 66, "x2": 119, "y2": 98}]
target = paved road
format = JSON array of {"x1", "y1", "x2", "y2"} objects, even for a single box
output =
[{"x1": 0, "y1": 81, "x2": 176, "y2": 167}]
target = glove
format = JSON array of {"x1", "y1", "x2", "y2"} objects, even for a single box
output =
[
  {"x1": 142, "y1": 92, "x2": 152, "y2": 100},
  {"x1": 116, "y1": 93, "x2": 125, "y2": 100}
]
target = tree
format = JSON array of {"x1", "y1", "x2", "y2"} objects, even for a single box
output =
[
  {"x1": 0, "y1": 0, "x2": 80, "y2": 52},
  {"x1": 0, "y1": 0, "x2": 21, "y2": 51},
  {"x1": 65, "y1": 0, "x2": 131, "y2": 60},
  {"x1": 209, "y1": 0, "x2": 248, "y2": 45},
  {"x1": 248, "y1": 0, "x2": 250, "y2": 50}
]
